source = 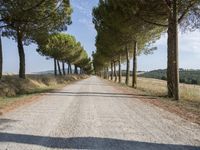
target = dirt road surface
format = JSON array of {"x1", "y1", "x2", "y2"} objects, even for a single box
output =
[{"x1": 0, "y1": 76, "x2": 200, "y2": 150}]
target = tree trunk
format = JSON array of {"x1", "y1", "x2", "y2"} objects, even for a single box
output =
[
  {"x1": 111, "y1": 62, "x2": 113, "y2": 80},
  {"x1": 132, "y1": 41, "x2": 137, "y2": 88},
  {"x1": 103, "y1": 68, "x2": 107, "y2": 79},
  {"x1": 67, "y1": 62, "x2": 70, "y2": 74},
  {"x1": 167, "y1": 14, "x2": 174, "y2": 98},
  {"x1": 107, "y1": 67, "x2": 109, "y2": 79},
  {"x1": 62, "y1": 61, "x2": 66, "y2": 75},
  {"x1": 54, "y1": 58, "x2": 57, "y2": 76},
  {"x1": 172, "y1": 0, "x2": 179, "y2": 100},
  {"x1": 0, "y1": 35, "x2": 2, "y2": 79},
  {"x1": 69, "y1": 63, "x2": 72, "y2": 74},
  {"x1": 119, "y1": 54, "x2": 122, "y2": 84},
  {"x1": 81, "y1": 68, "x2": 84, "y2": 74},
  {"x1": 125, "y1": 46, "x2": 130, "y2": 85},
  {"x1": 57, "y1": 60, "x2": 62, "y2": 76},
  {"x1": 167, "y1": 0, "x2": 179, "y2": 100},
  {"x1": 17, "y1": 30, "x2": 26, "y2": 79},
  {"x1": 114, "y1": 61, "x2": 117, "y2": 82},
  {"x1": 74, "y1": 65, "x2": 78, "y2": 74}
]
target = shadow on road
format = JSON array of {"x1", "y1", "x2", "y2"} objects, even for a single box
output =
[
  {"x1": 0, "y1": 132, "x2": 199, "y2": 150},
  {"x1": 73, "y1": 83, "x2": 113, "y2": 87},
  {"x1": 46, "y1": 91, "x2": 156, "y2": 99},
  {"x1": 0, "y1": 119, "x2": 19, "y2": 130},
  {"x1": 49, "y1": 92, "x2": 139, "y2": 95},
  {"x1": 0, "y1": 119, "x2": 18, "y2": 125}
]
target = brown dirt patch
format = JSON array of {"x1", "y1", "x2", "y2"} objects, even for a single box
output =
[{"x1": 0, "y1": 94, "x2": 44, "y2": 116}]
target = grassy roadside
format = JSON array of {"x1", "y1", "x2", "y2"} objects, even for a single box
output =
[
  {"x1": 0, "y1": 85, "x2": 63, "y2": 111},
  {"x1": 136, "y1": 77, "x2": 200, "y2": 102},
  {"x1": 0, "y1": 75, "x2": 88, "y2": 115},
  {"x1": 107, "y1": 77, "x2": 200, "y2": 125}
]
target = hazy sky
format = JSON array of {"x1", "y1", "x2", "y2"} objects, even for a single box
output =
[{"x1": 2, "y1": 0, "x2": 200, "y2": 73}]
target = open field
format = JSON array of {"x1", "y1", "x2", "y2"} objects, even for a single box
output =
[{"x1": 121, "y1": 77, "x2": 200, "y2": 102}]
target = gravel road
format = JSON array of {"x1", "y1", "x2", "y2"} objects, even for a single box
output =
[{"x1": 0, "y1": 76, "x2": 200, "y2": 150}]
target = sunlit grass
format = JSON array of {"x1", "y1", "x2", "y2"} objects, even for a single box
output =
[
  {"x1": 0, "y1": 75, "x2": 87, "y2": 110},
  {"x1": 0, "y1": 85, "x2": 63, "y2": 110},
  {"x1": 121, "y1": 77, "x2": 200, "y2": 102},
  {"x1": 0, "y1": 95, "x2": 33, "y2": 109}
]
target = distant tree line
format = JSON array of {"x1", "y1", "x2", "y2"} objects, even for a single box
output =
[{"x1": 139, "y1": 69, "x2": 200, "y2": 85}]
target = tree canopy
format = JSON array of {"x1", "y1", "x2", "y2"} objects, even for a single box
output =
[
  {"x1": 0, "y1": 0, "x2": 72, "y2": 78},
  {"x1": 92, "y1": 0, "x2": 200, "y2": 100},
  {"x1": 37, "y1": 33, "x2": 93, "y2": 75}
]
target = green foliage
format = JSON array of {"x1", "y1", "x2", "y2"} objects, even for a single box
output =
[
  {"x1": 0, "y1": 0, "x2": 73, "y2": 78},
  {"x1": 37, "y1": 33, "x2": 93, "y2": 74},
  {"x1": 139, "y1": 69, "x2": 200, "y2": 85},
  {"x1": 92, "y1": 0, "x2": 200, "y2": 100},
  {"x1": 92, "y1": 0, "x2": 165, "y2": 73},
  {"x1": 0, "y1": 0, "x2": 72, "y2": 42}
]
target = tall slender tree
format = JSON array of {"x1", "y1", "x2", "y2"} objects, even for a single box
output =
[
  {"x1": 132, "y1": 41, "x2": 137, "y2": 88},
  {"x1": 62, "y1": 61, "x2": 66, "y2": 75},
  {"x1": 0, "y1": 0, "x2": 72, "y2": 78},
  {"x1": 118, "y1": 54, "x2": 122, "y2": 83},
  {"x1": 121, "y1": 0, "x2": 200, "y2": 100},
  {"x1": 93, "y1": 0, "x2": 163, "y2": 87},
  {"x1": 0, "y1": 35, "x2": 2, "y2": 79},
  {"x1": 93, "y1": 0, "x2": 199, "y2": 100},
  {"x1": 57, "y1": 60, "x2": 62, "y2": 76},
  {"x1": 125, "y1": 46, "x2": 130, "y2": 85},
  {"x1": 54, "y1": 58, "x2": 57, "y2": 76}
]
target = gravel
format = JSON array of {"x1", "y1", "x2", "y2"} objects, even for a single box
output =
[{"x1": 0, "y1": 76, "x2": 200, "y2": 150}]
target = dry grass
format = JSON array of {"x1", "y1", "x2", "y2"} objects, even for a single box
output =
[
  {"x1": 0, "y1": 75, "x2": 88, "y2": 114},
  {"x1": 121, "y1": 77, "x2": 200, "y2": 102},
  {"x1": 108, "y1": 77, "x2": 200, "y2": 124},
  {"x1": 0, "y1": 95, "x2": 36, "y2": 110},
  {"x1": 0, "y1": 75, "x2": 87, "y2": 97}
]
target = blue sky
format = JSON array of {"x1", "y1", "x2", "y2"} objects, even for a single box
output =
[{"x1": 2, "y1": 0, "x2": 200, "y2": 73}]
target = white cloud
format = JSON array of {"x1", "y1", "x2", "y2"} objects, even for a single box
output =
[
  {"x1": 179, "y1": 31, "x2": 200, "y2": 54},
  {"x1": 72, "y1": 0, "x2": 93, "y2": 18},
  {"x1": 154, "y1": 31, "x2": 200, "y2": 55},
  {"x1": 71, "y1": 0, "x2": 96, "y2": 31},
  {"x1": 78, "y1": 18, "x2": 94, "y2": 29}
]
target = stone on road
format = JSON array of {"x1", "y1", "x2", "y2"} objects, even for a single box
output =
[{"x1": 0, "y1": 76, "x2": 200, "y2": 150}]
